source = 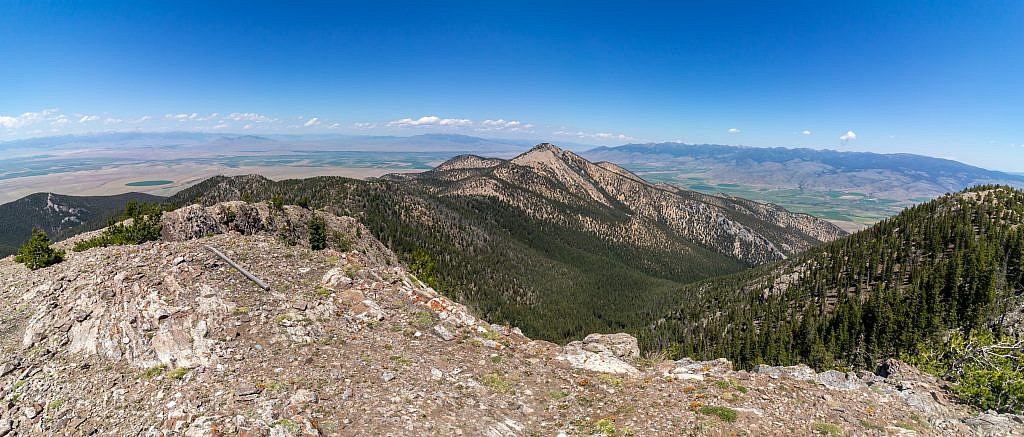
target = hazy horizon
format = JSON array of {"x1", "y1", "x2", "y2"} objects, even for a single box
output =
[{"x1": 2, "y1": 2, "x2": 1021, "y2": 170}]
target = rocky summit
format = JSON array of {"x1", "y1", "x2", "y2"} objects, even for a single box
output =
[
  {"x1": 401, "y1": 143, "x2": 847, "y2": 264},
  {"x1": 0, "y1": 202, "x2": 1019, "y2": 436}
]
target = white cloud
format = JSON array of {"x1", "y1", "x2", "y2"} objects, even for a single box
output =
[
  {"x1": 243, "y1": 124, "x2": 253, "y2": 130},
  {"x1": 104, "y1": 118, "x2": 123, "y2": 125},
  {"x1": 555, "y1": 130, "x2": 638, "y2": 142},
  {"x1": 328, "y1": 123, "x2": 340, "y2": 129},
  {"x1": 0, "y1": 110, "x2": 52, "y2": 128},
  {"x1": 353, "y1": 122, "x2": 376, "y2": 129},
  {"x1": 801, "y1": 130, "x2": 812, "y2": 135},
  {"x1": 50, "y1": 115, "x2": 70, "y2": 127},
  {"x1": 163, "y1": 112, "x2": 216, "y2": 121},
  {"x1": 78, "y1": 115, "x2": 100, "y2": 123},
  {"x1": 727, "y1": 128, "x2": 740, "y2": 134},
  {"x1": 303, "y1": 117, "x2": 321, "y2": 127},
  {"x1": 840, "y1": 130, "x2": 857, "y2": 141},
  {"x1": 387, "y1": 115, "x2": 473, "y2": 127},
  {"x1": 134, "y1": 115, "x2": 152, "y2": 123},
  {"x1": 165, "y1": 113, "x2": 194, "y2": 121},
  {"x1": 479, "y1": 119, "x2": 534, "y2": 132},
  {"x1": 213, "y1": 123, "x2": 229, "y2": 129},
  {"x1": 227, "y1": 112, "x2": 272, "y2": 122}
]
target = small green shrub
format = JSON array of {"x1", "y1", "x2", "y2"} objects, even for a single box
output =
[
  {"x1": 143, "y1": 364, "x2": 166, "y2": 379},
  {"x1": 812, "y1": 421, "x2": 843, "y2": 436},
  {"x1": 593, "y1": 418, "x2": 632, "y2": 436},
  {"x1": 409, "y1": 310, "x2": 437, "y2": 329},
  {"x1": 332, "y1": 231, "x2": 353, "y2": 252},
  {"x1": 269, "y1": 195, "x2": 284, "y2": 210},
  {"x1": 598, "y1": 374, "x2": 623, "y2": 387},
  {"x1": 15, "y1": 228, "x2": 64, "y2": 270},
  {"x1": 167, "y1": 367, "x2": 188, "y2": 380},
  {"x1": 481, "y1": 373, "x2": 512, "y2": 393},
  {"x1": 74, "y1": 201, "x2": 163, "y2": 251},
  {"x1": 296, "y1": 197, "x2": 311, "y2": 209},
  {"x1": 390, "y1": 355, "x2": 413, "y2": 366},
  {"x1": 698, "y1": 405, "x2": 737, "y2": 423},
  {"x1": 265, "y1": 380, "x2": 288, "y2": 393},
  {"x1": 479, "y1": 328, "x2": 501, "y2": 341},
  {"x1": 575, "y1": 418, "x2": 633, "y2": 437}
]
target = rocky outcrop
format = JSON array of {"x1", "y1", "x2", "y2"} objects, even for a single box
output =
[
  {"x1": 159, "y1": 201, "x2": 396, "y2": 267},
  {"x1": 0, "y1": 205, "x2": 1016, "y2": 436},
  {"x1": 557, "y1": 333, "x2": 641, "y2": 375}
]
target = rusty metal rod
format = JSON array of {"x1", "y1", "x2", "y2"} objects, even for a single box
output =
[{"x1": 203, "y1": 244, "x2": 270, "y2": 290}]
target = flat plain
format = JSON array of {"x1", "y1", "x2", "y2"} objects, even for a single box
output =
[{"x1": 0, "y1": 152, "x2": 447, "y2": 203}]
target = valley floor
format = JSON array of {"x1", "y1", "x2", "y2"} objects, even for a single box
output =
[{"x1": 0, "y1": 162, "x2": 425, "y2": 204}]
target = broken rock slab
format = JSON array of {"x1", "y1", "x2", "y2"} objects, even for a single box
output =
[
  {"x1": 963, "y1": 411, "x2": 1024, "y2": 436},
  {"x1": 557, "y1": 332, "x2": 640, "y2": 376},
  {"x1": 815, "y1": 370, "x2": 867, "y2": 391},
  {"x1": 754, "y1": 364, "x2": 816, "y2": 381},
  {"x1": 666, "y1": 357, "x2": 734, "y2": 380},
  {"x1": 432, "y1": 324, "x2": 455, "y2": 341},
  {"x1": 577, "y1": 333, "x2": 639, "y2": 359}
]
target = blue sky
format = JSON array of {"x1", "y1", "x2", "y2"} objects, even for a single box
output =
[{"x1": 1, "y1": 1, "x2": 1022, "y2": 170}]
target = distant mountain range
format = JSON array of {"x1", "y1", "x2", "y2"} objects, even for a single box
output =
[
  {"x1": 0, "y1": 192, "x2": 166, "y2": 256},
  {"x1": 584, "y1": 142, "x2": 1024, "y2": 201},
  {"x1": 6, "y1": 133, "x2": 1021, "y2": 231},
  {"x1": 0, "y1": 132, "x2": 552, "y2": 160}
]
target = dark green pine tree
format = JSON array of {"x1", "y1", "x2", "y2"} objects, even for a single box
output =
[{"x1": 15, "y1": 227, "x2": 65, "y2": 270}]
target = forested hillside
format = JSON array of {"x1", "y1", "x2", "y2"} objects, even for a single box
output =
[
  {"x1": 0, "y1": 192, "x2": 166, "y2": 256},
  {"x1": 646, "y1": 185, "x2": 1024, "y2": 373}
]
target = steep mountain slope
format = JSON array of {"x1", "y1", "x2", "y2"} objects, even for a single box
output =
[
  {"x1": 0, "y1": 192, "x2": 166, "y2": 256},
  {"x1": 168, "y1": 144, "x2": 843, "y2": 342},
  {"x1": 646, "y1": 185, "x2": 1024, "y2": 372},
  {"x1": 0, "y1": 205, "x2": 1014, "y2": 435},
  {"x1": 397, "y1": 144, "x2": 845, "y2": 264}
]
